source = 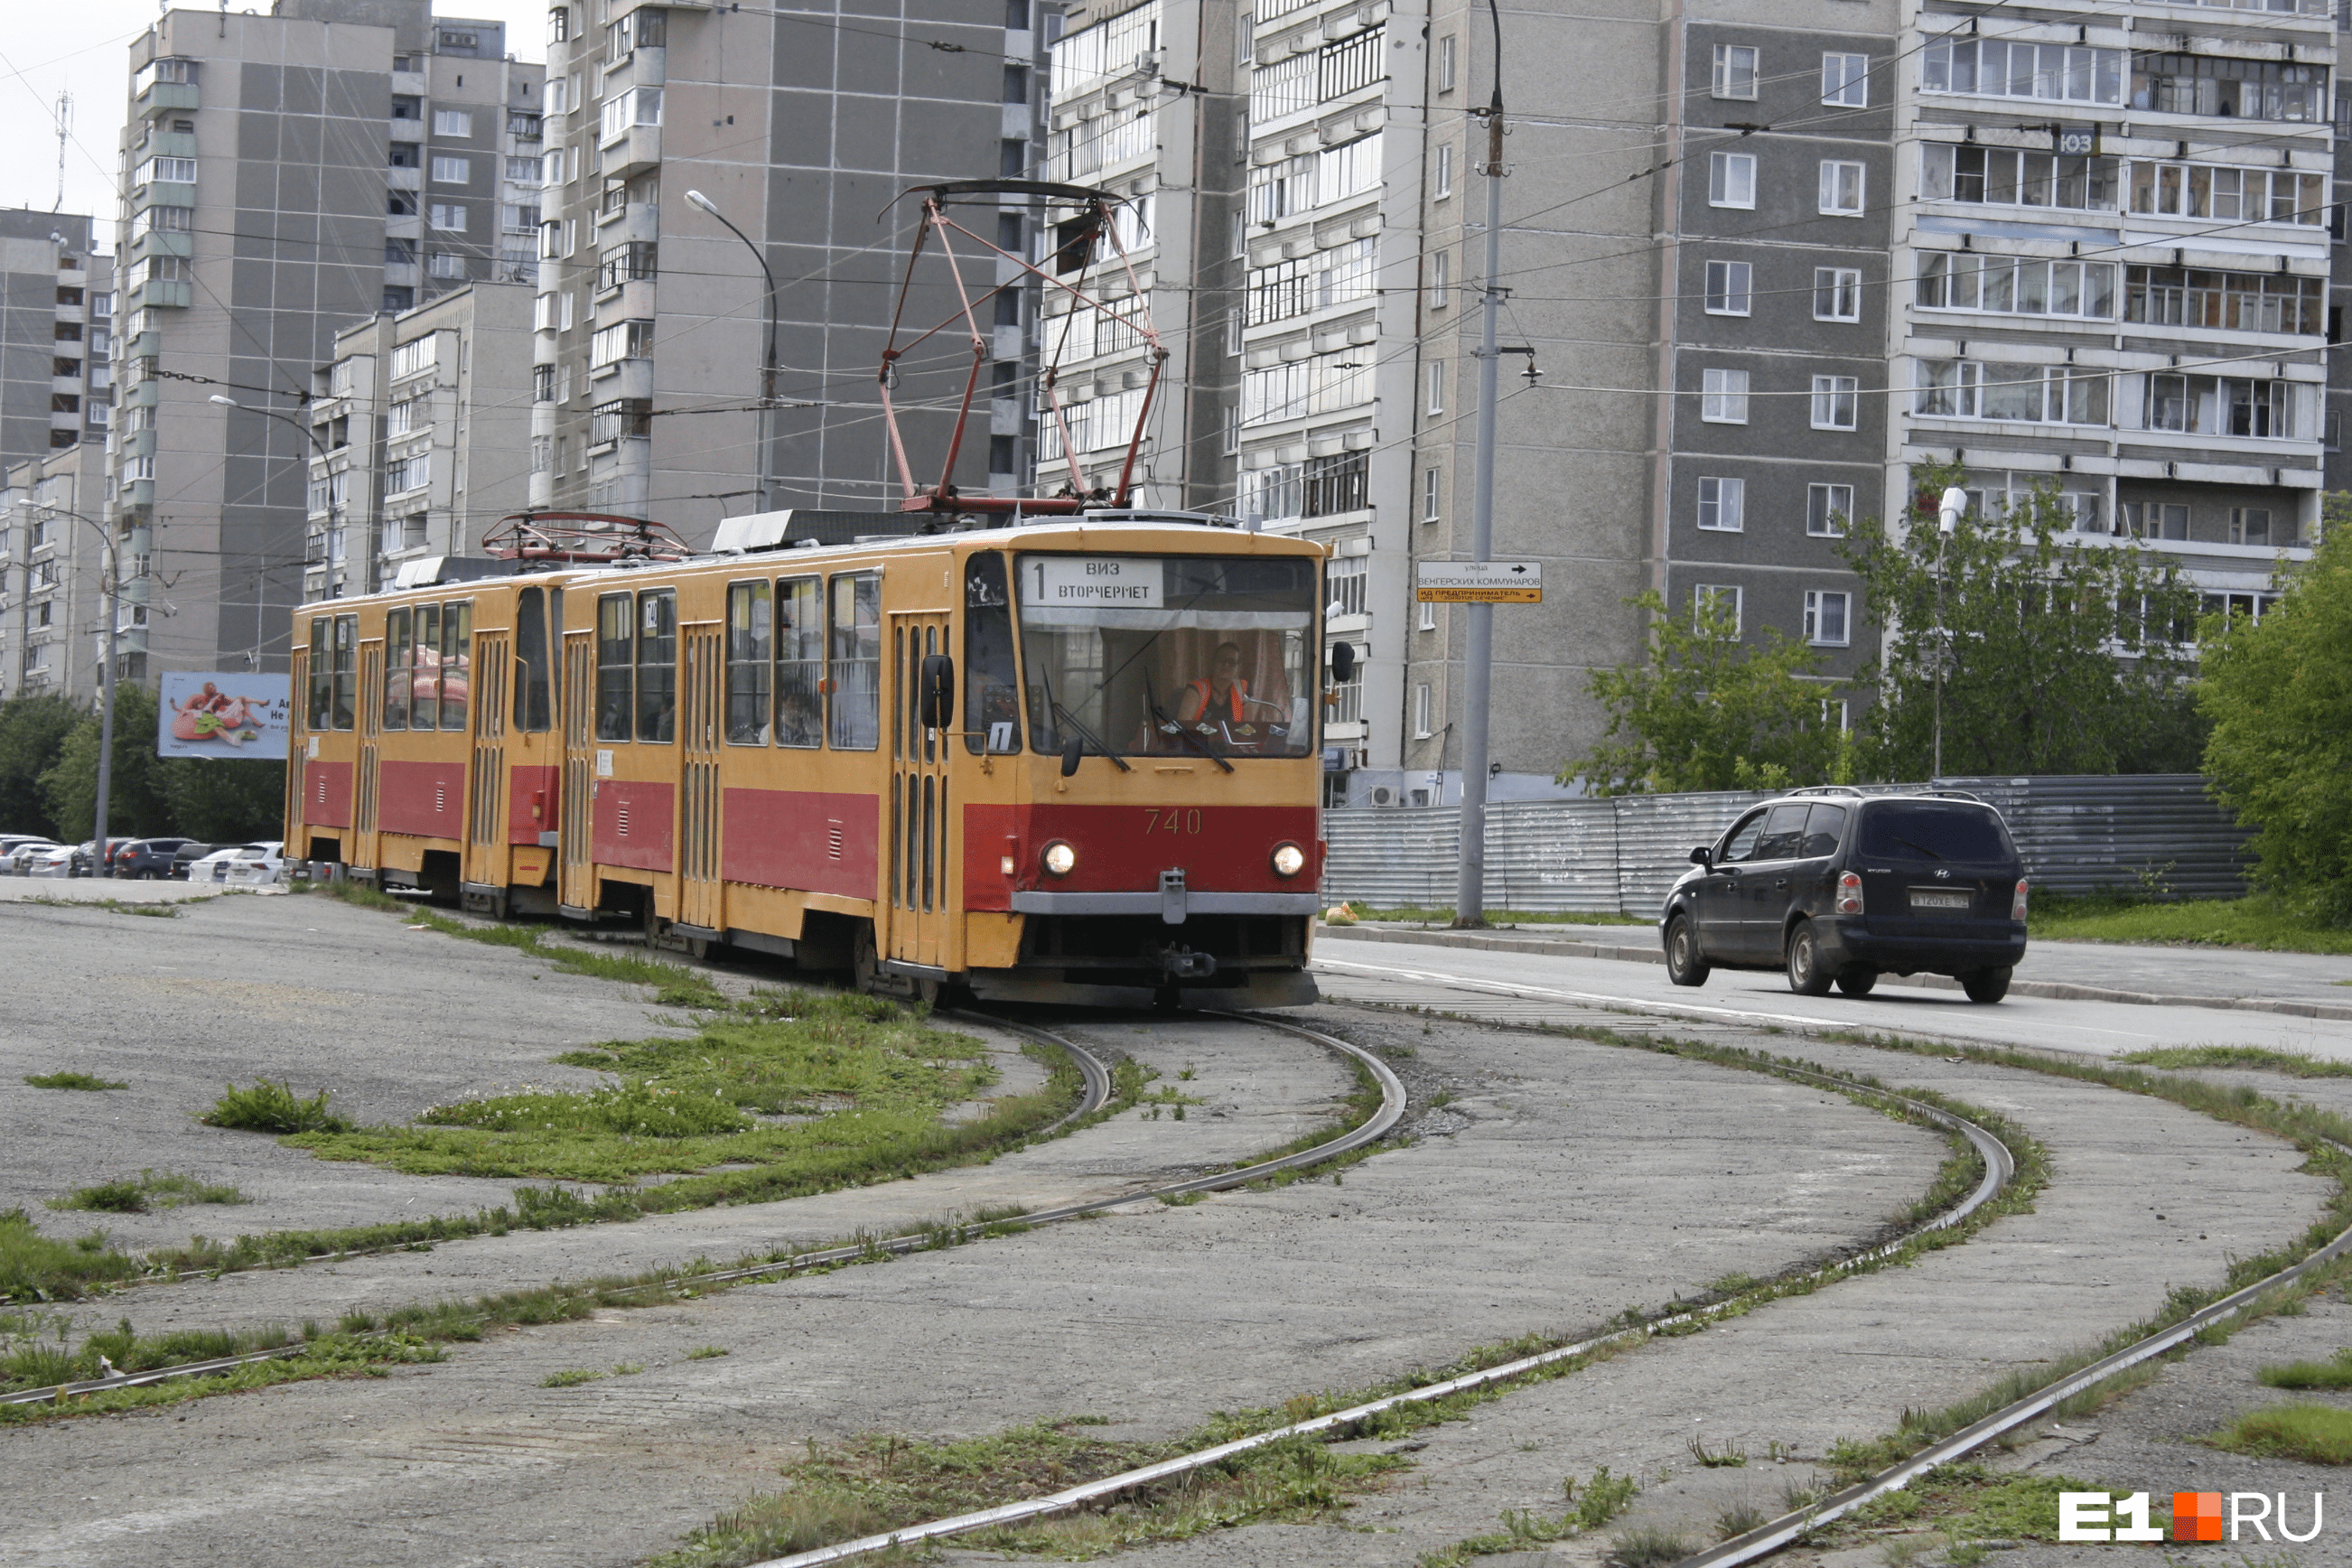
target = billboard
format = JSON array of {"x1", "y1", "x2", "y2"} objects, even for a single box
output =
[{"x1": 156, "y1": 673, "x2": 291, "y2": 760}]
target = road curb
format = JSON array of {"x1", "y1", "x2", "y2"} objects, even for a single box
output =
[{"x1": 1313, "y1": 923, "x2": 2352, "y2": 1022}]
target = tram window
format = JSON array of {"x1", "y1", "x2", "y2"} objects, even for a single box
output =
[
  {"x1": 827, "y1": 572, "x2": 880, "y2": 751},
  {"x1": 331, "y1": 614, "x2": 359, "y2": 731},
  {"x1": 965, "y1": 553, "x2": 1019, "y2": 753},
  {"x1": 514, "y1": 587, "x2": 553, "y2": 733},
  {"x1": 306, "y1": 617, "x2": 332, "y2": 731},
  {"x1": 774, "y1": 575, "x2": 823, "y2": 748},
  {"x1": 414, "y1": 603, "x2": 442, "y2": 731},
  {"x1": 636, "y1": 589, "x2": 677, "y2": 743},
  {"x1": 725, "y1": 582, "x2": 771, "y2": 744},
  {"x1": 383, "y1": 608, "x2": 413, "y2": 730},
  {"x1": 595, "y1": 592, "x2": 633, "y2": 741},
  {"x1": 440, "y1": 602, "x2": 471, "y2": 732}
]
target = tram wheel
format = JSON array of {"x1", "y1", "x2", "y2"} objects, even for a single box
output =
[{"x1": 851, "y1": 922, "x2": 883, "y2": 996}]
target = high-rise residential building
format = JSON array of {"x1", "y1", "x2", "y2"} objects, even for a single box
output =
[
  {"x1": 0, "y1": 214, "x2": 113, "y2": 471},
  {"x1": 110, "y1": 1, "x2": 541, "y2": 681},
  {"x1": 303, "y1": 282, "x2": 537, "y2": 601},
  {"x1": 1058, "y1": 0, "x2": 2337, "y2": 806},
  {"x1": 0, "y1": 441, "x2": 116, "y2": 705},
  {"x1": 526, "y1": 0, "x2": 1052, "y2": 537}
]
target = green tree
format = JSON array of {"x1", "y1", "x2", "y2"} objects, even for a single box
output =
[
  {"x1": 39, "y1": 683, "x2": 173, "y2": 841},
  {"x1": 1837, "y1": 464, "x2": 2205, "y2": 779},
  {"x1": 1566, "y1": 588, "x2": 1849, "y2": 796},
  {"x1": 0, "y1": 694, "x2": 82, "y2": 836},
  {"x1": 2198, "y1": 495, "x2": 2352, "y2": 922},
  {"x1": 162, "y1": 753, "x2": 287, "y2": 842}
]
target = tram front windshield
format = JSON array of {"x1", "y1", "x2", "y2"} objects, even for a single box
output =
[{"x1": 1017, "y1": 554, "x2": 1317, "y2": 760}]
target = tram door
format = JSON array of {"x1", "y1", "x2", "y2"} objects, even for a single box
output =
[
  {"x1": 355, "y1": 641, "x2": 381, "y2": 870},
  {"x1": 677, "y1": 621, "x2": 723, "y2": 932},
  {"x1": 558, "y1": 629, "x2": 596, "y2": 913},
  {"x1": 885, "y1": 612, "x2": 954, "y2": 972},
  {"x1": 465, "y1": 630, "x2": 509, "y2": 891}
]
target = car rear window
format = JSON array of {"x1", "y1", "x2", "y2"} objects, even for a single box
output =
[{"x1": 1858, "y1": 803, "x2": 2013, "y2": 863}]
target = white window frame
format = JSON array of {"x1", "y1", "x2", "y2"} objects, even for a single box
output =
[
  {"x1": 1804, "y1": 589, "x2": 1852, "y2": 646},
  {"x1": 1437, "y1": 35, "x2": 1456, "y2": 93},
  {"x1": 1806, "y1": 481, "x2": 1853, "y2": 537},
  {"x1": 1810, "y1": 375, "x2": 1859, "y2": 430},
  {"x1": 1694, "y1": 584, "x2": 1743, "y2": 637},
  {"x1": 1703, "y1": 259, "x2": 1752, "y2": 315},
  {"x1": 1429, "y1": 248, "x2": 1451, "y2": 309},
  {"x1": 1709, "y1": 151, "x2": 1757, "y2": 210},
  {"x1": 428, "y1": 203, "x2": 468, "y2": 232},
  {"x1": 1701, "y1": 368, "x2": 1750, "y2": 424},
  {"x1": 1819, "y1": 160, "x2": 1865, "y2": 215},
  {"x1": 1413, "y1": 682, "x2": 1434, "y2": 738},
  {"x1": 1433, "y1": 143, "x2": 1453, "y2": 200},
  {"x1": 1696, "y1": 475, "x2": 1745, "y2": 531},
  {"x1": 1422, "y1": 466, "x2": 1441, "y2": 522},
  {"x1": 1814, "y1": 266, "x2": 1862, "y2": 321},
  {"x1": 432, "y1": 108, "x2": 473, "y2": 137},
  {"x1": 430, "y1": 155, "x2": 471, "y2": 185},
  {"x1": 1713, "y1": 44, "x2": 1759, "y2": 100},
  {"x1": 1821, "y1": 52, "x2": 1869, "y2": 107}
]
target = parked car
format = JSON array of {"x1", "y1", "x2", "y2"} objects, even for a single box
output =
[
  {"x1": 114, "y1": 838, "x2": 194, "y2": 880},
  {"x1": 1660, "y1": 787, "x2": 2030, "y2": 1004},
  {"x1": 220, "y1": 841, "x2": 286, "y2": 888},
  {"x1": 187, "y1": 845, "x2": 254, "y2": 885},
  {"x1": 29, "y1": 843, "x2": 89, "y2": 879},
  {"x1": 0, "y1": 833, "x2": 51, "y2": 861},
  {"x1": 169, "y1": 842, "x2": 229, "y2": 880},
  {"x1": 5, "y1": 841, "x2": 61, "y2": 876},
  {"x1": 67, "y1": 838, "x2": 136, "y2": 877}
]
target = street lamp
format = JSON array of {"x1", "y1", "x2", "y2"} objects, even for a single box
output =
[
  {"x1": 212, "y1": 393, "x2": 342, "y2": 605},
  {"x1": 1932, "y1": 485, "x2": 1966, "y2": 780},
  {"x1": 684, "y1": 189, "x2": 779, "y2": 513},
  {"x1": 35, "y1": 504, "x2": 122, "y2": 878}
]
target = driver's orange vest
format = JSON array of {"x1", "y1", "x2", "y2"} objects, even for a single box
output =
[{"x1": 1188, "y1": 677, "x2": 1248, "y2": 722}]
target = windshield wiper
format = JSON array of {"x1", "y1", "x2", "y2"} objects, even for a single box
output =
[
  {"x1": 1144, "y1": 675, "x2": 1234, "y2": 773},
  {"x1": 1890, "y1": 835, "x2": 1944, "y2": 861},
  {"x1": 1052, "y1": 702, "x2": 1132, "y2": 772}
]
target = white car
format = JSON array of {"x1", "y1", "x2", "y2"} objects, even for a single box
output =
[
  {"x1": 220, "y1": 842, "x2": 285, "y2": 887},
  {"x1": 187, "y1": 845, "x2": 252, "y2": 884},
  {"x1": 28, "y1": 843, "x2": 87, "y2": 879},
  {"x1": 5, "y1": 841, "x2": 61, "y2": 876}
]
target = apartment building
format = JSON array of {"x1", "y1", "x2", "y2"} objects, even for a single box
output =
[
  {"x1": 0, "y1": 441, "x2": 115, "y2": 704},
  {"x1": 110, "y1": 0, "x2": 541, "y2": 677},
  {"x1": 0, "y1": 214, "x2": 113, "y2": 471},
  {"x1": 301, "y1": 282, "x2": 536, "y2": 602},
  {"x1": 527, "y1": 0, "x2": 1052, "y2": 538}
]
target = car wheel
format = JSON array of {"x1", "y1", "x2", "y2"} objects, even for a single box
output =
[
  {"x1": 1785, "y1": 921, "x2": 1833, "y2": 996},
  {"x1": 1663, "y1": 913, "x2": 1711, "y2": 987},
  {"x1": 1961, "y1": 966, "x2": 2012, "y2": 1004},
  {"x1": 1834, "y1": 966, "x2": 1879, "y2": 998}
]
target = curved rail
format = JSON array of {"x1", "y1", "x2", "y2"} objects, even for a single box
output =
[
  {"x1": 734, "y1": 1059, "x2": 2010, "y2": 1568},
  {"x1": 3, "y1": 1011, "x2": 1393, "y2": 1409}
]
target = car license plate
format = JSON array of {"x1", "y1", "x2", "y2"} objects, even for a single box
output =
[{"x1": 1909, "y1": 889, "x2": 1972, "y2": 911}]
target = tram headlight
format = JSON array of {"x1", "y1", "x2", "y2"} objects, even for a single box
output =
[
  {"x1": 1041, "y1": 840, "x2": 1078, "y2": 877},
  {"x1": 1270, "y1": 842, "x2": 1307, "y2": 878}
]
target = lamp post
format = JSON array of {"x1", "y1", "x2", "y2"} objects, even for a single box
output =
[
  {"x1": 1933, "y1": 486, "x2": 1965, "y2": 780},
  {"x1": 1452, "y1": 0, "x2": 1507, "y2": 929},
  {"x1": 211, "y1": 392, "x2": 335, "y2": 611},
  {"x1": 33, "y1": 504, "x2": 121, "y2": 878},
  {"x1": 684, "y1": 189, "x2": 779, "y2": 513}
]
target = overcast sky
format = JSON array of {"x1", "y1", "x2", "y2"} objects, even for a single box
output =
[{"x1": 1, "y1": 0, "x2": 546, "y2": 247}]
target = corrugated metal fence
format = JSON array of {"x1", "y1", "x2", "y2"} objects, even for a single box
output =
[{"x1": 1321, "y1": 774, "x2": 2251, "y2": 914}]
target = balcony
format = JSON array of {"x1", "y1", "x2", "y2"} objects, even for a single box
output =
[
  {"x1": 120, "y1": 479, "x2": 154, "y2": 509},
  {"x1": 389, "y1": 116, "x2": 424, "y2": 144},
  {"x1": 384, "y1": 261, "x2": 421, "y2": 289},
  {"x1": 132, "y1": 229, "x2": 193, "y2": 261},
  {"x1": 587, "y1": 358, "x2": 654, "y2": 401},
  {"x1": 136, "y1": 81, "x2": 200, "y2": 118},
  {"x1": 132, "y1": 181, "x2": 196, "y2": 213},
  {"x1": 388, "y1": 164, "x2": 421, "y2": 191},
  {"x1": 129, "y1": 278, "x2": 191, "y2": 309},
  {"x1": 601, "y1": 125, "x2": 660, "y2": 181}
]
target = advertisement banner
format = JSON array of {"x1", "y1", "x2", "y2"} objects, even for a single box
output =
[{"x1": 156, "y1": 673, "x2": 291, "y2": 760}]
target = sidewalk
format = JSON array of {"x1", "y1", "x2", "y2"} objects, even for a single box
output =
[{"x1": 1319, "y1": 919, "x2": 2352, "y2": 1020}]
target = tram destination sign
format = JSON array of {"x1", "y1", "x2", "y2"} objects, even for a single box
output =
[{"x1": 1415, "y1": 561, "x2": 1543, "y2": 603}]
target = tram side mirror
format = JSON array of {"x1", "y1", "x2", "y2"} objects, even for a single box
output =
[
  {"x1": 1689, "y1": 845, "x2": 1713, "y2": 867},
  {"x1": 919, "y1": 653, "x2": 955, "y2": 730},
  {"x1": 1060, "y1": 735, "x2": 1084, "y2": 777},
  {"x1": 1329, "y1": 641, "x2": 1357, "y2": 684}
]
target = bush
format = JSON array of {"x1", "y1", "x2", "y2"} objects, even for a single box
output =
[{"x1": 203, "y1": 1080, "x2": 353, "y2": 1134}]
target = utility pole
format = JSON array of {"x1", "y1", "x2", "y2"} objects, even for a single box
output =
[
  {"x1": 1934, "y1": 487, "x2": 1964, "y2": 779},
  {"x1": 1452, "y1": 0, "x2": 1507, "y2": 929}
]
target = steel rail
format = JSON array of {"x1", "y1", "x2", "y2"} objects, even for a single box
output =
[
  {"x1": 735, "y1": 1059, "x2": 2012, "y2": 1568},
  {"x1": 1675, "y1": 1138, "x2": 2352, "y2": 1568},
  {"x1": 4, "y1": 1011, "x2": 1398, "y2": 1410}
]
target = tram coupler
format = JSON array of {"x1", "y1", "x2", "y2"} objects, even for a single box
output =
[{"x1": 1158, "y1": 947, "x2": 1218, "y2": 982}]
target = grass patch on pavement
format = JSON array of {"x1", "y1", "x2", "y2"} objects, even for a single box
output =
[
  {"x1": 2116, "y1": 1045, "x2": 2352, "y2": 1079},
  {"x1": 2261, "y1": 1349, "x2": 2352, "y2": 1388},
  {"x1": 202, "y1": 1079, "x2": 354, "y2": 1134},
  {"x1": 23, "y1": 1072, "x2": 126, "y2": 1091},
  {"x1": 48, "y1": 1171, "x2": 247, "y2": 1213},
  {"x1": 0, "y1": 1209, "x2": 142, "y2": 1302},
  {"x1": 2207, "y1": 1402, "x2": 2352, "y2": 1463},
  {"x1": 2028, "y1": 891, "x2": 2352, "y2": 955}
]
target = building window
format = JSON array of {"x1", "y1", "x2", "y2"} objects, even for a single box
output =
[
  {"x1": 1713, "y1": 44, "x2": 1759, "y2": 99},
  {"x1": 1328, "y1": 555, "x2": 1367, "y2": 615},
  {"x1": 2229, "y1": 507, "x2": 2275, "y2": 545},
  {"x1": 1918, "y1": 253, "x2": 2118, "y2": 321},
  {"x1": 1433, "y1": 142, "x2": 1452, "y2": 199},
  {"x1": 1423, "y1": 466, "x2": 1442, "y2": 522},
  {"x1": 1703, "y1": 259, "x2": 1752, "y2": 314},
  {"x1": 432, "y1": 109, "x2": 473, "y2": 138},
  {"x1": 1437, "y1": 34, "x2": 1456, "y2": 93},
  {"x1": 1696, "y1": 475, "x2": 1745, "y2": 531},
  {"x1": 388, "y1": 334, "x2": 438, "y2": 378},
  {"x1": 2123, "y1": 159, "x2": 2323, "y2": 224},
  {"x1": 2122, "y1": 501, "x2": 2190, "y2": 540},
  {"x1": 1921, "y1": 36, "x2": 2125, "y2": 107},
  {"x1": 1430, "y1": 248, "x2": 1451, "y2": 308},
  {"x1": 1701, "y1": 368, "x2": 1750, "y2": 423},
  {"x1": 1819, "y1": 160, "x2": 1864, "y2": 214},
  {"x1": 431, "y1": 155, "x2": 471, "y2": 184},
  {"x1": 428, "y1": 253, "x2": 467, "y2": 279},
  {"x1": 590, "y1": 318, "x2": 655, "y2": 366},
  {"x1": 1918, "y1": 360, "x2": 2110, "y2": 425},
  {"x1": 1708, "y1": 151, "x2": 1757, "y2": 209},
  {"x1": 1804, "y1": 589, "x2": 1851, "y2": 646},
  {"x1": 1413, "y1": 682, "x2": 1433, "y2": 738},
  {"x1": 590, "y1": 398, "x2": 652, "y2": 443},
  {"x1": 1807, "y1": 482, "x2": 1853, "y2": 537},
  {"x1": 598, "y1": 241, "x2": 658, "y2": 291},
  {"x1": 1822, "y1": 51, "x2": 1870, "y2": 106},
  {"x1": 135, "y1": 156, "x2": 198, "y2": 186},
  {"x1": 1303, "y1": 451, "x2": 1368, "y2": 517},
  {"x1": 2130, "y1": 52, "x2": 2323, "y2": 122},
  {"x1": 1814, "y1": 266, "x2": 1861, "y2": 321},
  {"x1": 1922, "y1": 145, "x2": 2122, "y2": 214},
  {"x1": 1810, "y1": 376, "x2": 1860, "y2": 429},
  {"x1": 428, "y1": 203, "x2": 468, "y2": 231},
  {"x1": 1425, "y1": 360, "x2": 1444, "y2": 414},
  {"x1": 2124, "y1": 266, "x2": 2322, "y2": 335},
  {"x1": 1418, "y1": 596, "x2": 1436, "y2": 631},
  {"x1": 1694, "y1": 584, "x2": 1742, "y2": 637}
]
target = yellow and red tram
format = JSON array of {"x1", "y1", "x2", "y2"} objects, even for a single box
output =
[{"x1": 287, "y1": 511, "x2": 1334, "y2": 1007}]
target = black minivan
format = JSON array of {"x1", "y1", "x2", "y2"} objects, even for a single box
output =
[{"x1": 1660, "y1": 788, "x2": 2028, "y2": 1003}]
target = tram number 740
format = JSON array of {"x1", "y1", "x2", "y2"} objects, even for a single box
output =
[{"x1": 1143, "y1": 808, "x2": 1203, "y2": 835}]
